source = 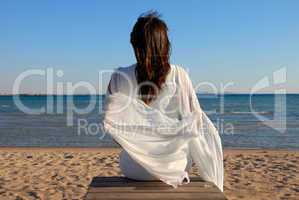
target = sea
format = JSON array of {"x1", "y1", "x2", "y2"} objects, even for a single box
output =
[{"x1": 0, "y1": 94, "x2": 298, "y2": 149}]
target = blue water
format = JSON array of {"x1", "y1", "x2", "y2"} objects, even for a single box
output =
[{"x1": 0, "y1": 94, "x2": 298, "y2": 149}]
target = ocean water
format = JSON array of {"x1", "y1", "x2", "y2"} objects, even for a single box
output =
[{"x1": 0, "y1": 94, "x2": 298, "y2": 149}]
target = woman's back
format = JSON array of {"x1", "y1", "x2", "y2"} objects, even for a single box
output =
[
  {"x1": 103, "y1": 63, "x2": 223, "y2": 190},
  {"x1": 108, "y1": 63, "x2": 191, "y2": 119}
]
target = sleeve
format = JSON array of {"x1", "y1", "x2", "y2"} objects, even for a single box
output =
[{"x1": 176, "y1": 66, "x2": 224, "y2": 192}]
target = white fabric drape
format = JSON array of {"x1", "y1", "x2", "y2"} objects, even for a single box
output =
[{"x1": 102, "y1": 64, "x2": 223, "y2": 191}]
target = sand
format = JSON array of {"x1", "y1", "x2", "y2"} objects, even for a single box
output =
[{"x1": 0, "y1": 148, "x2": 298, "y2": 200}]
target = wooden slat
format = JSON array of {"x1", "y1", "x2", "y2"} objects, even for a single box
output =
[
  {"x1": 85, "y1": 192, "x2": 226, "y2": 200},
  {"x1": 85, "y1": 176, "x2": 227, "y2": 200},
  {"x1": 89, "y1": 181, "x2": 211, "y2": 187},
  {"x1": 89, "y1": 177, "x2": 208, "y2": 187},
  {"x1": 88, "y1": 186, "x2": 218, "y2": 193},
  {"x1": 90, "y1": 176, "x2": 205, "y2": 183}
]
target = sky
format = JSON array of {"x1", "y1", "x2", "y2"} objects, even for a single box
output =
[{"x1": 0, "y1": 0, "x2": 298, "y2": 94}]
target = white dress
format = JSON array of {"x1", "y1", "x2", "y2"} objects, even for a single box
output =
[{"x1": 103, "y1": 64, "x2": 224, "y2": 191}]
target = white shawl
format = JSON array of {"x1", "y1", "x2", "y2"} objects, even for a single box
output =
[{"x1": 102, "y1": 64, "x2": 223, "y2": 191}]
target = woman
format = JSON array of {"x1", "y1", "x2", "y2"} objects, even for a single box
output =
[{"x1": 103, "y1": 11, "x2": 223, "y2": 191}]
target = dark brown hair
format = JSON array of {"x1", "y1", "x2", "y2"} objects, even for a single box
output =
[{"x1": 131, "y1": 11, "x2": 171, "y2": 104}]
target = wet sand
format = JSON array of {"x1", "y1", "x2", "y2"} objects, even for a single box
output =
[{"x1": 0, "y1": 148, "x2": 298, "y2": 200}]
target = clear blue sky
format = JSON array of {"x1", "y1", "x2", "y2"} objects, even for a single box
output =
[{"x1": 0, "y1": 0, "x2": 298, "y2": 94}]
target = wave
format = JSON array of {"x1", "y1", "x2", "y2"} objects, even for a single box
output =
[
  {"x1": 1, "y1": 105, "x2": 10, "y2": 108},
  {"x1": 225, "y1": 111, "x2": 273, "y2": 115}
]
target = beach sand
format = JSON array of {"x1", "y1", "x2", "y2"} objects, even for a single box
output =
[{"x1": 0, "y1": 148, "x2": 298, "y2": 200}]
